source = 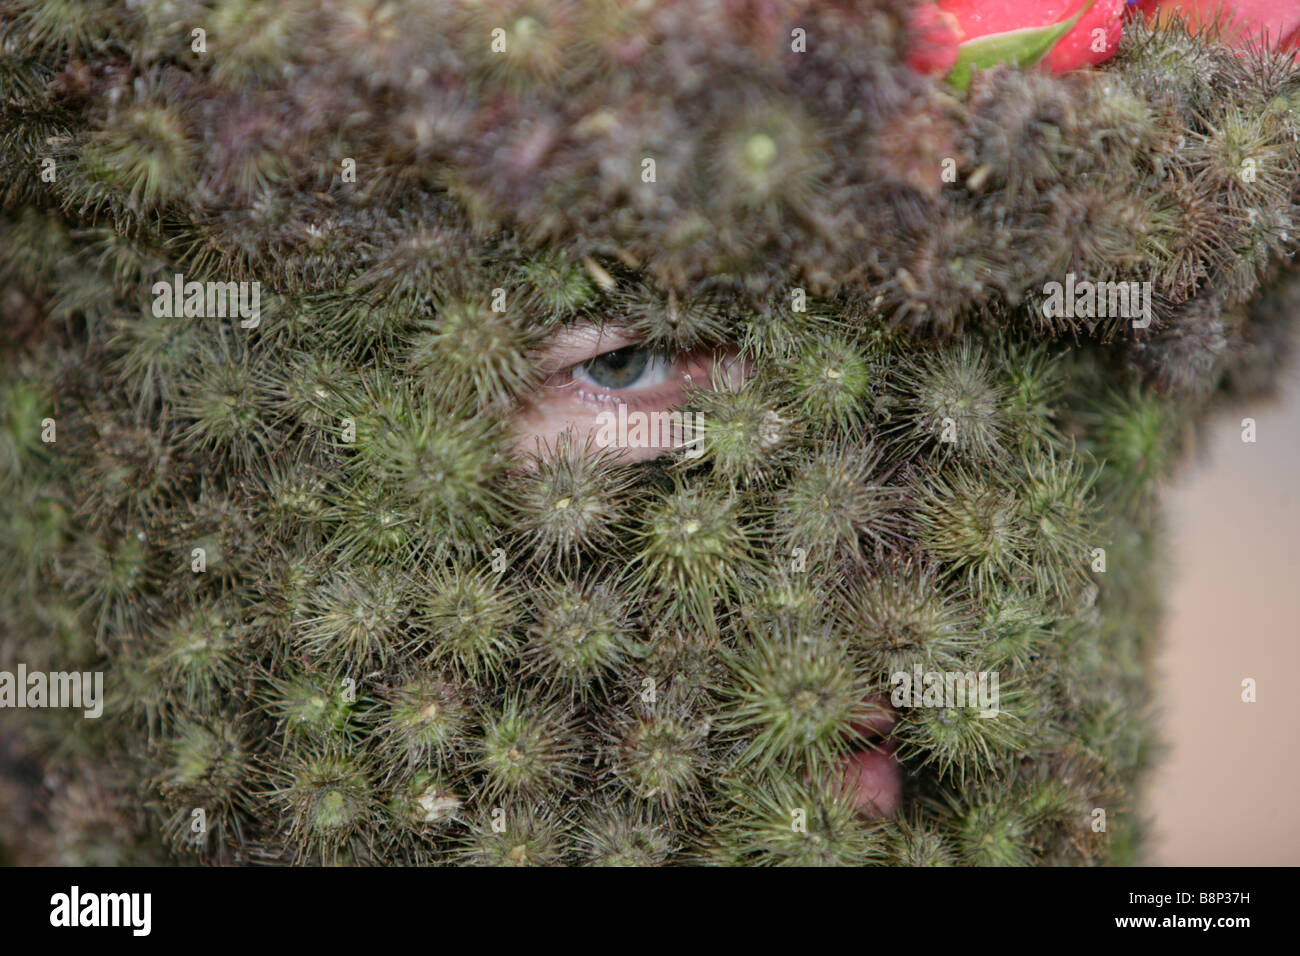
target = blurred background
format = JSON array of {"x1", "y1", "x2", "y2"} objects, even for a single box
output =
[{"x1": 1149, "y1": 348, "x2": 1300, "y2": 865}]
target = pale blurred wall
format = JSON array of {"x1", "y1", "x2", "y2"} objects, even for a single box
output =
[{"x1": 1148, "y1": 357, "x2": 1300, "y2": 865}]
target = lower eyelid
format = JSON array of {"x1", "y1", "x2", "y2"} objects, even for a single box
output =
[
  {"x1": 540, "y1": 349, "x2": 723, "y2": 409},
  {"x1": 571, "y1": 382, "x2": 688, "y2": 411}
]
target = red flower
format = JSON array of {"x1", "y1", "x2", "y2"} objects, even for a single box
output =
[{"x1": 908, "y1": 0, "x2": 1128, "y2": 88}]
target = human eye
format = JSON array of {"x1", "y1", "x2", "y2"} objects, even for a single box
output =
[
  {"x1": 510, "y1": 323, "x2": 743, "y2": 463},
  {"x1": 566, "y1": 344, "x2": 678, "y2": 397}
]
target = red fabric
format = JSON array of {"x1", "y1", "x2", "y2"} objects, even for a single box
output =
[
  {"x1": 905, "y1": 0, "x2": 1300, "y2": 79},
  {"x1": 1144, "y1": 1, "x2": 1300, "y2": 56},
  {"x1": 936, "y1": 0, "x2": 1126, "y2": 70},
  {"x1": 927, "y1": 0, "x2": 1127, "y2": 73}
]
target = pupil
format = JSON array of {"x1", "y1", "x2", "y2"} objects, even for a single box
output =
[{"x1": 583, "y1": 346, "x2": 652, "y2": 389}]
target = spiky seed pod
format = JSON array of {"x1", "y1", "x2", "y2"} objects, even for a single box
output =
[
  {"x1": 265, "y1": 353, "x2": 363, "y2": 433},
  {"x1": 1084, "y1": 385, "x2": 1182, "y2": 508},
  {"x1": 106, "y1": 307, "x2": 202, "y2": 412},
  {"x1": 357, "y1": 390, "x2": 509, "y2": 544},
  {"x1": 913, "y1": 466, "x2": 1031, "y2": 594},
  {"x1": 254, "y1": 462, "x2": 332, "y2": 542},
  {"x1": 511, "y1": 434, "x2": 639, "y2": 568},
  {"x1": 963, "y1": 68, "x2": 1080, "y2": 208},
  {"x1": 459, "y1": 0, "x2": 587, "y2": 90},
  {"x1": 0, "y1": 42, "x2": 58, "y2": 119},
  {"x1": 66, "y1": 527, "x2": 160, "y2": 643},
  {"x1": 291, "y1": 293, "x2": 405, "y2": 359},
  {"x1": 81, "y1": 96, "x2": 197, "y2": 212},
  {"x1": 457, "y1": 802, "x2": 572, "y2": 867},
  {"x1": 952, "y1": 794, "x2": 1033, "y2": 867},
  {"x1": 174, "y1": 332, "x2": 275, "y2": 470},
  {"x1": 1021, "y1": 777, "x2": 1093, "y2": 846},
  {"x1": 406, "y1": 300, "x2": 539, "y2": 409},
  {"x1": 770, "y1": 441, "x2": 905, "y2": 567},
  {"x1": 738, "y1": 291, "x2": 850, "y2": 363},
  {"x1": 891, "y1": 679, "x2": 1030, "y2": 786},
  {"x1": 172, "y1": 483, "x2": 260, "y2": 586},
  {"x1": 158, "y1": 716, "x2": 252, "y2": 796},
  {"x1": 207, "y1": 0, "x2": 312, "y2": 87},
  {"x1": 1212, "y1": 199, "x2": 1294, "y2": 305},
  {"x1": 155, "y1": 716, "x2": 253, "y2": 855},
  {"x1": 261, "y1": 668, "x2": 360, "y2": 745},
  {"x1": 630, "y1": 481, "x2": 755, "y2": 635},
  {"x1": 718, "y1": 617, "x2": 872, "y2": 778},
  {"x1": 195, "y1": 103, "x2": 296, "y2": 207},
  {"x1": 1185, "y1": 103, "x2": 1298, "y2": 215},
  {"x1": 881, "y1": 210, "x2": 1011, "y2": 336},
  {"x1": 842, "y1": 557, "x2": 978, "y2": 675},
  {"x1": 415, "y1": 559, "x2": 521, "y2": 681},
  {"x1": 351, "y1": 225, "x2": 480, "y2": 314},
  {"x1": 1015, "y1": 446, "x2": 1098, "y2": 602},
  {"x1": 707, "y1": 101, "x2": 827, "y2": 222},
  {"x1": 605, "y1": 686, "x2": 709, "y2": 813},
  {"x1": 611, "y1": 715, "x2": 707, "y2": 809},
  {"x1": 611, "y1": 283, "x2": 732, "y2": 352},
  {"x1": 1038, "y1": 186, "x2": 1157, "y2": 297},
  {"x1": 778, "y1": 334, "x2": 878, "y2": 438},
  {"x1": 736, "y1": 561, "x2": 843, "y2": 634},
  {"x1": 271, "y1": 747, "x2": 380, "y2": 865},
  {"x1": 373, "y1": 677, "x2": 473, "y2": 779},
  {"x1": 475, "y1": 693, "x2": 585, "y2": 802},
  {"x1": 1074, "y1": 74, "x2": 1173, "y2": 175},
  {"x1": 1150, "y1": 183, "x2": 1239, "y2": 301},
  {"x1": 885, "y1": 816, "x2": 956, "y2": 866},
  {"x1": 1133, "y1": 292, "x2": 1230, "y2": 399},
  {"x1": 147, "y1": 600, "x2": 243, "y2": 711},
  {"x1": 70, "y1": 413, "x2": 177, "y2": 530},
  {"x1": 575, "y1": 802, "x2": 676, "y2": 867},
  {"x1": 712, "y1": 771, "x2": 886, "y2": 867},
  {"x1": 7, "y1": 0, "x2": 121, "y2": 55},
  {"x1": 522, "y1": 575, "x2": 634, "y2": 699},
  {"x1": 891, "y1": 342, "x2": 1010, "y2": 462},
  {"x1": 978, "y1": 591, "x2": 1052, "y2": 671},
  {"x1": 1126, "y1": 189, "x2": 1202, "y2": 303},
  {"x1": 681, "y1": 372, "x2": 796, "y2": 489},
  {"x1": 324, "y1": 491, "x2": 409, "y2": 565},
  {"x1": 634, "y1": 626, "x2": 728, "y2": 703},
  {"x1": 296, "y1": 566, "x2": 410, "y2": 670},
  {"x1": 997, "y1": 340, "x2": 1065, "y2": 449},
  {"x1": 513, "y1": 251, "x2": 598, "y2": 328},
  {"x1": 1116, "y1": 14, "x2": 1225, "y2": 117},
  {"x1": 248, "y1": 551, "x2": 317, "y2": 635}
]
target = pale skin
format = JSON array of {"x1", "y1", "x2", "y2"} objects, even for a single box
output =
[
  {"x1": 509, "y1": 320, "x2": 903, "y2": 818},
  {"x1": 510, "y1": 320, "x2": 748, "y2": 462}
]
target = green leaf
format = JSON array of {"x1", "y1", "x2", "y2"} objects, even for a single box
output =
[{"x1": 946, "y1": 0, "x2": 1096, "y2": 92}]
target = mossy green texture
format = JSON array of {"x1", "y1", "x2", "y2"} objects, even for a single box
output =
[{"x1": 1, "y1": 0, "x2": 1298, "y2": 865}]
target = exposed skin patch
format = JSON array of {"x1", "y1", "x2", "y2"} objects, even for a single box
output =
[{"x1": 511, "y1": 320, "x2": 748, "y2": 463}]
